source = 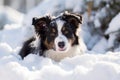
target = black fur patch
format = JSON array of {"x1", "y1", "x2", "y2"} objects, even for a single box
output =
[{"x1": 19, "y1": 37, "x2": 36, "y2": 59}]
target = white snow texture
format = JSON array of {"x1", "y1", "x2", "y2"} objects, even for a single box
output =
[{"x1": 0, "y1": 0, "x2": 120, "y2": 80}]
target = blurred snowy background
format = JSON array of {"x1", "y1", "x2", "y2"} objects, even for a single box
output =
[
  {"x1": 0, "y1": 0, "x2": 120, "y2": 80},
  {"x1": 0, "y1": 0, "x2": 120, "y2": 52}
]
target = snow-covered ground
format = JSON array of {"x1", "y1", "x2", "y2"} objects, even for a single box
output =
[
  {"x1": 0, "y1": 51, "x2": 120, "y2": 80},
  {"x1": 0, "y1": 0, "x2": 120, "y2": 80}
]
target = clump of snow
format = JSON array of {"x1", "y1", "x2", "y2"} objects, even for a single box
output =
[
  {"x1": 94, "y1": 7, "x2": 108, "y2": 28},
  {"x1": 94, "y1": 19, "x2": 101, "y2": 28},
  {"x1": 0, "y1": 24, "x2": 26, "y2": 49},
  {"x1": 104, "y1": 13, "x2": 120, "y2": 51},
  {"x1": 87, "y1": 34, "x2": 102, "y2": 50},
  {"x1": 105, "y1": 12, "x2": 120, "y2": 34},
  {"x1": 92, "y1": 37, "x2": 108, "y2": 53},
  {"x1": 107, "y1": 32, "x2": 117, "y2": 49},
  {"x1": 0, "y1": 43, "x2": 12, "y2": 58}
]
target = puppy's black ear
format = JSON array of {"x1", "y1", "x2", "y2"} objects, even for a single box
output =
[
  {"x1": 32, "y1": 17, "x2": 38, "y2": 25},
  {"x1": 62, "y1": 11, "x2": 82, "y2": 28},
  {"x1": 32, "y1": 16, "x2": 51, "y2": 34}
]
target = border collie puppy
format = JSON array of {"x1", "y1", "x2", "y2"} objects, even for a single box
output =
[{"x1": 19, "y1": 12, "x2": 86, "y2": 61}]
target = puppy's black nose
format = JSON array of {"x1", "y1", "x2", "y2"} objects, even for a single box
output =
[{"x1": 58, "y1": 42, "x2": 65, "y2": 48}]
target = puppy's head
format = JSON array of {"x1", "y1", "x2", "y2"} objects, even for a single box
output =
[
  {"x1": 32, "y1": 12, "x2": 82, "y2": 53},
  {"x1": 52, "y1": 11, "x2": 82, "y2": 52}
]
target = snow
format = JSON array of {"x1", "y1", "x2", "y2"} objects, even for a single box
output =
[
  {"x1": 0, "y1": 6, "x2": 24, "y2": 29},
  {"x1": 0, "y1": 0, "x2": 120, "y2": 80},
  {"x1": 105, "y1": 12, "x2": 120, "y2": 34},
  {"x1": 0, "y1": 43, "x2": 12, "y2": 58},
  {"x1": 94, "y1": 19, "x2": 101, "y2": 28},
  {"x1": 0, "y1": 24, "x2": 26, "y2": 49},
  {"x1": 24, "y1": 0, "x2": 65, "y2": 27},
  {"x1": 105, "y1": 13, "x2": 120, "y2": 51},
  {"x1": 0, "y1": 51, "x2": 120, "y2": 80},
  {"x1": 65, "y1": 0, "x2": 85, "y2": 13},
  {"x1": 92, "y1": 37, "x2": 108, "y2": 53}
]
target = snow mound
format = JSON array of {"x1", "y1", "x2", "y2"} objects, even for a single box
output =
[
  {"x1": 0, "y1": 24, "x2": 27, "y2": 49},
  {"x1": 0, "y1": 6, "x2": 24, "y2": 29},
  {"x1": 0, "y1": 52, "x2": 120, "y2": 80},
  {"x1": 0, "y1": 43, "x2": 12, "y2": 58}
]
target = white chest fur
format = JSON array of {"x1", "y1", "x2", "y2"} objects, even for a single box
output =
[{"x1": 44, "y1": 38, "x2": 86, "y2": 62}]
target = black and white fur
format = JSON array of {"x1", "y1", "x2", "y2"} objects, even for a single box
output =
[{"x1": 19, "y1": 12, "x2": 86, "y2": 61}]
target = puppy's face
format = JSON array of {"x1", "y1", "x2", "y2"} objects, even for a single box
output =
[{"x1": 32, "y1": 12, "x2": 82, "y2": 53}]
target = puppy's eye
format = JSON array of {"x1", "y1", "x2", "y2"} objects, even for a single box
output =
[
  {"x1": 65, "y1": 23, "x2": 71, "y2": 28},
  {"x1": 50, "y1": 33, "x2": 55, "y2": 36},
  {"x1": 64, "y1": 31, "x2": 69, "y2": 34},
  {"x1": 52, "y1": 28, "x2": 56, "y2": 33},
  {"x1": 62, "y1": 27, "x2": 65, "y2": 31}
]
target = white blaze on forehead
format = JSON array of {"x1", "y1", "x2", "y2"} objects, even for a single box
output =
[
  {"x1": 56, "y1": 19, "x2": 65, "y2": 34},
  {"x1": 54, "y1": 19, "x2": 70, "y2": 52},
  {"x1": 55, "y1": 19, "x2": 66, "y2": 42}
]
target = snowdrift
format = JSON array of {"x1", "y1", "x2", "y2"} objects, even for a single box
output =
[{"x1": 0, "y1": 48, "x2": 120, "y2": 80}]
